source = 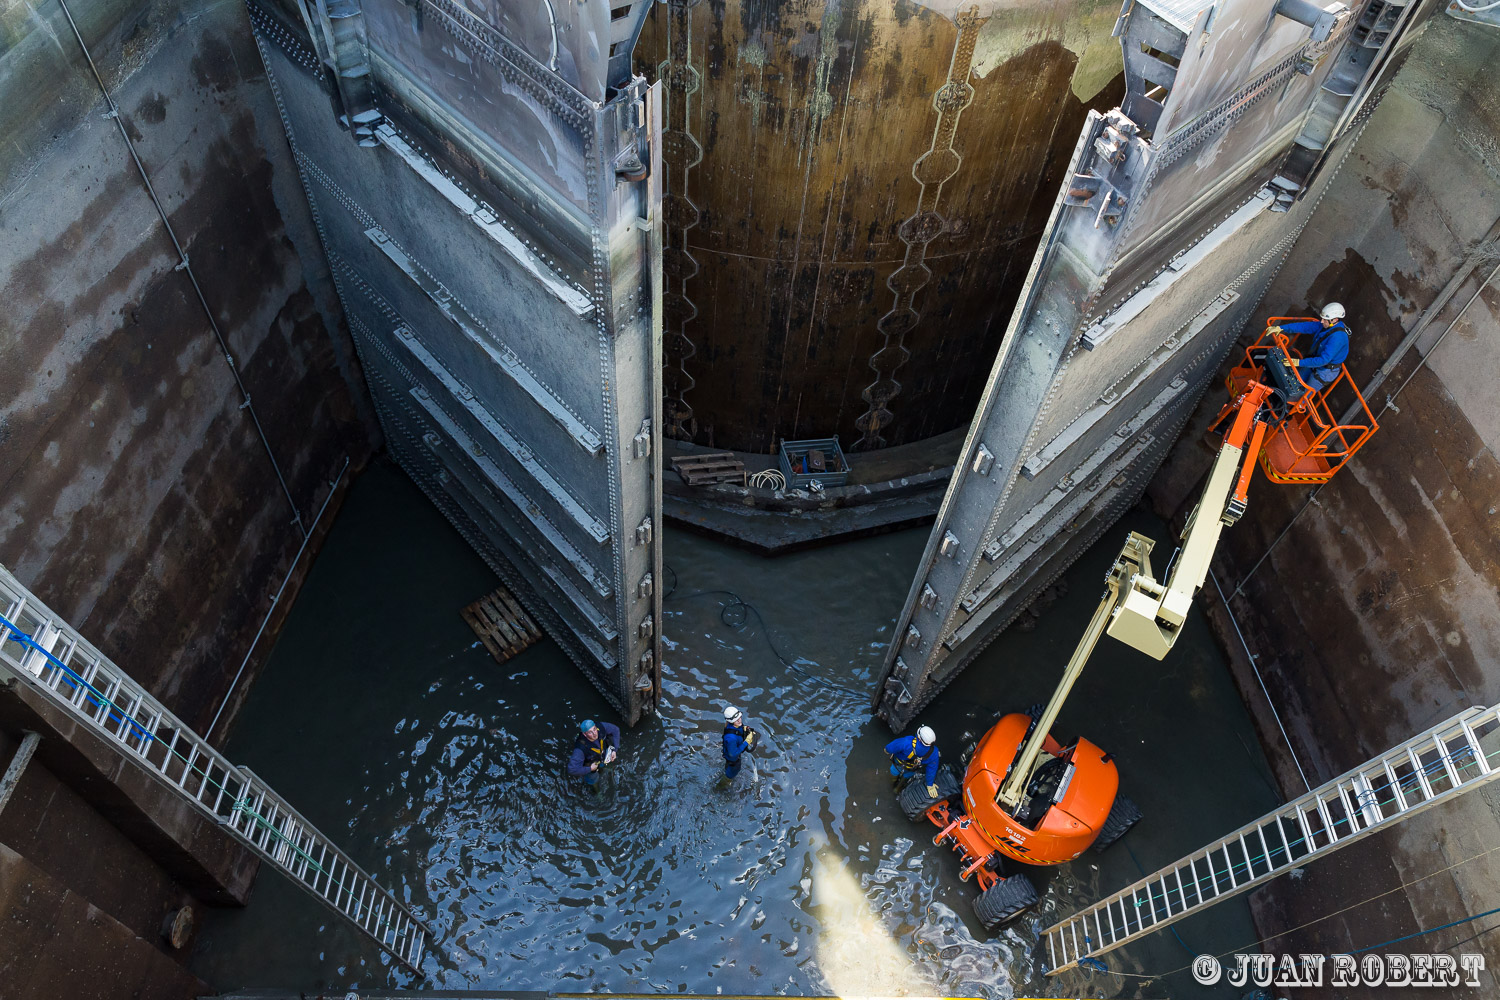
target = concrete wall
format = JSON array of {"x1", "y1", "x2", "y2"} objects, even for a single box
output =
[
  {"x1": 1, "y1": 0, "x2": 378, "y2": 993},
  {"x1": 0, "y1": 729, "x2": 210, "y2": 1000},
  {"x1": 1151, "y1": 14, "x2": 1500, "y2": 983},
  {"x1": 0, "y1": 0, "x2": 377, "y2": 735}
]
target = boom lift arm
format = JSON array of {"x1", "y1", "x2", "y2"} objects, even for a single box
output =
[
  {"x1": 1106, "y1": 381, "x2": 1273, "y2": 659},
  {"x1": 995, "y1": 381, "x2": 1274, "y2": 810}
]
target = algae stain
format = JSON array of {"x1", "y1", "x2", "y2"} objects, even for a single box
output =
[
  {"x1": 967, "y1": 0, "x2": 1123, "y2": 102},
  {"x1": 737, "y1": 34, "x2": 771, "y2": 129},
  {"x1": 803, "y1": 0, "x2": 844, "y2": 155}
]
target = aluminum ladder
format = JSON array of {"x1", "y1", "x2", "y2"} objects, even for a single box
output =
[
  {"x1": 1042, "y1": 702, "x2": 1500, "y2": 975},
  {"x1": 0, "y1": 564, "x2": 428, "y2": 973}
]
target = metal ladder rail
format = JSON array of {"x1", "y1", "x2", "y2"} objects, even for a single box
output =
[
  {"x1": 1047, "y1": 711, "x2": 1494, "y2": 971},
  {"x1": 1044, "y1": 725, "x2": 1475, "y2": 974},
  {"x1": 0, "y1": 566, "x2": 428, "y2": 972},
  {"x1": 1044, "y1": 704, "x2": 1500, "y2": 975}
]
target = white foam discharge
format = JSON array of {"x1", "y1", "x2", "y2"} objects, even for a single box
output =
[
  {"x1": 857, "y1": 838, "x2": 1034, "y2": 1000},
  {"x1": 807, "y1": 838, "x2": 939, "y2": 997}
]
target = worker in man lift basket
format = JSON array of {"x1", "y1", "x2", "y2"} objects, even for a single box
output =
[
  {"x1": 1270, "y1": 302, "x2": 1351, "y2": 392},
  {"x1": 718, "y1": 704, "x2": 760, "y2": 789},
  {"x1": 567, "y1": 718, "x2": 620, "y2": 789},
  {"x1": 885, "y1": 725, "x2": 941, "y2": 798}
]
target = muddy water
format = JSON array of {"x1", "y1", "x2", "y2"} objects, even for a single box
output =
[{"x1": 191, "y1": 459, "x2": 1281, "y2": 997}]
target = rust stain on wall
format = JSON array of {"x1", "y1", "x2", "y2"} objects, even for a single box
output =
[
  {"x1": 637, "y1": 0, "x2": 1124, "y2": 452},
  {"x1": 0, "y1": 18, "x2": 375, "y2": 734}
]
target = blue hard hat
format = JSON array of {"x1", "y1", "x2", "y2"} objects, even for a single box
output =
[{"x1": 580, "y1": 719, "x2": 596, "y2": 734}]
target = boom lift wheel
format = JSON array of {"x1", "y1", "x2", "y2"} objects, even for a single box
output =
[
  {"x1": 898, "y1": 765, "x2": 961, "y2": 820},
  {"x1": 973, "y1": 873, "x2": 1038, "y2": 930},
  {"x1": 1091, "y1": 794, "x2": 1142, "y2": 852}
]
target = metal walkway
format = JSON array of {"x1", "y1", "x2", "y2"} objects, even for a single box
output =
[
  {"x1": 1043, "y1": 703, "x2": 1500, "y2": 975},
  {"x1": 0, "y1": 564, "x2": 428, "y2": 973}
]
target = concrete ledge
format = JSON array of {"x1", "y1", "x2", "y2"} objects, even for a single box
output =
[
  {"x1": 0, "y1": 843, "x2": 208, "y2": 1000},
  {"x1": 662, "y1": 433, "x2": 957, "y2": 552},
  {"x1": 0, "y1": 678, "x2": 259, "y2": 907},
  {"x1": 664, "y1": 491, "x2": 943, "y2": 556}
]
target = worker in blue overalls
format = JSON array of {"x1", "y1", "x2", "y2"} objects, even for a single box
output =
[
  {"x1": 885, "y1": 725, "x2": 940, "y2": 798},
  {"x1": 567, "y1": 718, "x2": 620, "y2": 790},
  {"x1": 1272, "y1": 302, "x2": 1350, "y2": 393},
  {"x1": 718, "y1": 704, "x2": 759, "y2": 788}
]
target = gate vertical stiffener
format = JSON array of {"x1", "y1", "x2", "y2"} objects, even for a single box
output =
[
  {"x1": 248, "y1": 0, "x2": 663, "y2": 722},
  {"x1": 876, "y1": 0, "x2": 1412, "y2": 728}
]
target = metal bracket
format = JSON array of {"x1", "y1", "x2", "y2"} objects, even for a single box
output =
[
  {"x1": 939, "y1": 531, "x2": 959, "y2": 558},
  {"x1": 0, "y1": 732, "x2": 40, "y2": 817},
  {"x1": 920, "y1": 583, "x2": 939, "y2": 610},
  {"x1": 633, "y1": 418, "x2": 652, "y2": 459}
]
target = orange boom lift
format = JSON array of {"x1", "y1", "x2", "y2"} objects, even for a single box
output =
[{"x1": 903, "y1": 319, "x2": 1379, "y2": 931}]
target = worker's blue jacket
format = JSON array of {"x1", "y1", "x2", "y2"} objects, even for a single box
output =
[
  {"x1": 723, "y1": 723, "x2": 751, "y2": 762},
  {"x1": 566, "y1": 721, "x2": 620, "y2": 777},
  {"x1": 1282, "y1": 319, "x2": 1350, "y2": 383},
  {"x1": 885, "y1": 736, "x2": 940, "y2": 785}
]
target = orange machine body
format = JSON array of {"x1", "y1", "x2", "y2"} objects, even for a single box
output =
[{"x1": 924, "y1": 713, "x2": 1119, "y2": 877}]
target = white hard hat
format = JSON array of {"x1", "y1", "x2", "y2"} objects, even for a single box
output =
[
  {"x1": 916, "y1": 725, "x2": 936, "y2": 746},
  {"x1": 1320, "y1": 302, "x2": 1346, "y2": 322},
  {"x1": 724, "y1": 705, "x2": 743, "y2": 723}
]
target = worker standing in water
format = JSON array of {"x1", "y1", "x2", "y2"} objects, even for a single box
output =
[
  {"x1": 718, "y1": 705, "x2": 759, "y2": 789},
  {"x1": 886, "y1": 726, "x2": 941, "y2": 798},
  {"x1": 567, "y1": 718, "x2": 620, "y2": 791},
  {"x1": 1272, "y1": 302, "x2": 1350, "y2": 392}
]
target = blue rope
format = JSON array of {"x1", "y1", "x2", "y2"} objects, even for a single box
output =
[
  {"x1": 0, "y1": 611, "x2": 154, "y2": 742},
  {"x1": 1351, "y1": 904, "x2": 1500, "y2": 955},
  {"x1": 1125, "y1": 841, "x2": 1200, "y2": 959}
]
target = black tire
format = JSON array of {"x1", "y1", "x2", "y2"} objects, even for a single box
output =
[
  {"x1": 1092, "y1": 794, "x2": 1142, "y2": 852},
  {"x1": 898, "y1": 764, "x2": 961, "y2": 820},
  {"x1": 973, "y1": 873, "x2": 1038, "y2": 930}
]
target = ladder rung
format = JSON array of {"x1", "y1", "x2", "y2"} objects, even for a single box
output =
[
  {"x1": 1315, "y1": 796, "x2": 1337, "y2": 846},
  {"x1": 1438, "y1": 738, "x2": 1463, "y2": 788},
  {"x1": 1461, "y1": 721, "x2": 1490, "y2": 775},
  {"x1": 1408, "y1": 747, "x2": 1434, "y2": 799},
  {"x1": 0, "y1": 565, "x2": 427, "y2": 973},
  {"x1": 1383, "y1": 758, "x2": 1408, "y2": 811},
  {"x1": 1042, "y1": 702, "x2": 1500, "y2": 977}
]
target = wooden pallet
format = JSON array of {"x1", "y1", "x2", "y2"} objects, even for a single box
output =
[
  {"x1": 461, "y1": 587, "x2": 543, "y2": 663},
  {"x1": 670, "y1": 451, "x2": 747, "y2": 486}
]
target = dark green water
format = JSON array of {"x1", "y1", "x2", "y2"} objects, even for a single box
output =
[{"x1": 190, "y1": 458, "x2": 1280, "y2": 998}]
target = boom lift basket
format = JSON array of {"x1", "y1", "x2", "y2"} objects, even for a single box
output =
[{"x1": 1219, "y1": 318, "x2": 1379, "y2": 484}]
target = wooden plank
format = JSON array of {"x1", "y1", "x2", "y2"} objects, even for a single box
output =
[
  {"x1": 461, "y1": 587, "x2": 543, "y2": 663},
  {"x1": 674, "y1": 460, "x2": 739, "y2": 470},
  {"x1": 684, "y1": 470, "x2": 747, "y2": 485},
  {"x1": 492, "y1": 589, "x2": 542, "y2": 641},
  {"x1": 676, "y1": 461, "x2": 744, "y2": 474},
  {"x1": 476, "y1": 597, "x2": 523, "y2": 648},
  {"x1": 670, "y1": 451, "x2": 736, "y2": 467},
  {"x1": 460, "y1": 607, "x2": 505, "y2": 660},
  {"x1": 490, "y1": 590, "x2": 540, "y2": 644}
]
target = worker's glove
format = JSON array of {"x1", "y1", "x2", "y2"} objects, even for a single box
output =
[
  {"x1": 926, "y1": 784, "x2": 940, "y2": 799},
  {"x1": 1282, "y1": 355, "x2": 1296, "y2": 368},
  {"x1": 1267, "y1": 325, "x2": 1283, "y2": 335},
  {"x1": 590, "y1": 762, "x2": 599, "y2": 772},
  {"x1": 745, "y1": 729, "x2": 759, "y2": 751}
]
